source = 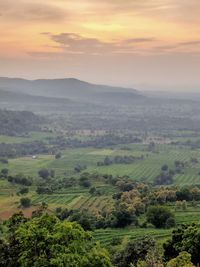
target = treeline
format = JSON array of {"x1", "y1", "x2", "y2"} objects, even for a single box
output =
[
  {"x1": 0, "y1": 141, "x2": 49, "y2": 157},
  {"x1": 0, "y1": 170, "x2": 32, "y2": 186},
  {"x1": 0, "y1": 110, "x2": 44, "y2": 136},
  {"x1": 0, "y1": 134, "x2": 141, "y2": 158},
  {"x1": 47, "y1": 134, "x2": 142, "y2": 149},
  {"x1": 97, "y1": 155, "x2": 144, "y2": 166},
  {"x1": 172, "y1": 139, "x2": 200, "y2": 149}
]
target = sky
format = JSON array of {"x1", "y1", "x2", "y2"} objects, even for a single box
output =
[{"x1": 0, "y1": 0, "x2": 200, "y2": 91}]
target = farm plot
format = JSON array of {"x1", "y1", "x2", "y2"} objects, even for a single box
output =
[
  {"x1": 69, "y1": 195, "x2": 113, "y2": 212},
  {"x1": 31, "y1": 192, "x2": 113, "y2": 212},
  {"x1": 93, "y1": 228, "x2": 172, "y2": 246},
  {"x1": 31, "y1": 194, "x2": 79, "y2": 206},
  {"x1": 91, "y1": 146, "x2": 200, "y2": 183}
]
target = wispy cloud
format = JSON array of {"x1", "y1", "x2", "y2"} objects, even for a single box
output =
[
  {"x1": 0, "y1": 0, "x2": 67, "y2": 21},
  {"x1": 28, "y1": 31, "x2": 200, "y2": 57},
  {"x1": 38, "y1": 32, "x2": 156, "y2": 56},
  {"x1": 179, "y1": 40, "x2": 200, "y2": 46}
]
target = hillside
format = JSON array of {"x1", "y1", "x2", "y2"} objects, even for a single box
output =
[
  {"x1": 0, "y1": 89, "x2": 105, "y2": 114},
  {"x1": 0, "y1": 77, "x2": 144, "y2": 105}
]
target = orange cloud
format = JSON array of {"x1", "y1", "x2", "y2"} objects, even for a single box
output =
[{"x1": 0, "y1": 0, "x2": 199, "y2": 87}]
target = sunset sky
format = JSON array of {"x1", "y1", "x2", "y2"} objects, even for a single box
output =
[{"x1": 0, "y1": 0, "x2": 200, "y2": 90}]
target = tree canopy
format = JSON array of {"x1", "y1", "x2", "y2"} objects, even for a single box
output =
[{"x1": 0, "y1": 213, "x2": 112, "y2": 267}]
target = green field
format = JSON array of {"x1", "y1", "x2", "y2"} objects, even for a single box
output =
[
  {"x1": 2, "y1": 131, "x2": 200, "y2": 245},
  {"x1": 2, "y1": 143, "x2": 200, "y2": 185}
]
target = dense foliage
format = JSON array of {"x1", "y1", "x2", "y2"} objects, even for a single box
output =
[
  {"x1": 164, "y1": 224, "x2": 200, "y2": 266},
  {"x1": 0, "y1": 213, "x2": 112, "y2": 267}
]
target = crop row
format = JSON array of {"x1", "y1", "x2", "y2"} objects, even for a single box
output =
[{"x1": 93, "y1": 228, "x2": 172, "y2": 245}]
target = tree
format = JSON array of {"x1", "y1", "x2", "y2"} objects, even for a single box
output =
[
  {"x1": 89, "y1": 187, "x2": 97, "y2": 195},
  {"x1": 69, "y1": 210, "x2": 96, "y2": 231},
  {"x1": 55, "y1": 152, "x2": 61, "y2": 159},
  {"x1": 38, "y1": 169, "x2": 50, "y2": 180},
  {"x1": 20, "y1": 197, "x2": 31, "y2": 208},
  {"x1": 0, "y1": 214, "x2": 113, "y2": 267},
  {"x1": 74, "y1": 164, "x2": 87, "y2": 173},
  {"x1": 36, "y1": 186, "x2": 53, "y2": 194},
  {"x1": 163, "y1": 224, "x2": 200, "y2": 265},
  {"x1": 114, "y1": 208, "x2": 137, "y2": 228},
  {"x1": 17, "y1": 187, "x2": 29, "y2": 195},
  {"x1": 120, "y1": 190, "x2": 145, "y2": 215},
  {"x1": 1, "y1": 168, "x2": 9, "y2": 177},
  {"x1": 166, "y1": 252, "x2": 195, "y2": 267},
  {"x1": 79, "y1": 175, "x2": 91, "y2": 187},
  {"x1": 104, "y1": 156, "x2": 112, "y2": 166},
  {"x1": 161, "y1": 164, "x2": 169, "y2": 171},
  {"x1": 154, "y1": 172, "x2": 173, "y2": 185},
  {"x1": 137, "y1": 246, "x2": 164, "y2": 267},
  {"x1": 146, "y1": 206, "x2": 175, "y2": 228},
  {"x1": 176, "y1": 187, "x2": 192, "y2": 201},
  {"x1": 113, "y1": 236, "x2": 156, "y2": 267},
  {"x1": 111, "y1": 198, "x2": 139, "y2": 228}
]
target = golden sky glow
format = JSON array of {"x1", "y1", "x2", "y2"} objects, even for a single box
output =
[{"x1": 0, "y1": 0, "x2": 200, "y2": 89}]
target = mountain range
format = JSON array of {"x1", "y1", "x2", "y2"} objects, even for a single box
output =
[{"x1": 0, "y1": 77, "x2": 144, "y2": 107}]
